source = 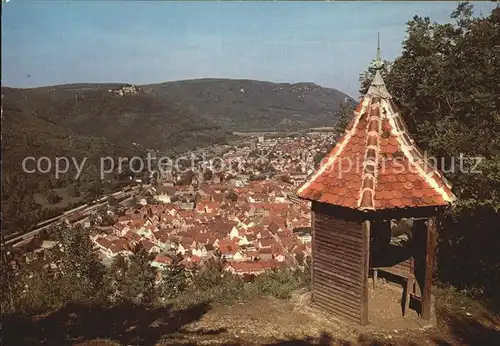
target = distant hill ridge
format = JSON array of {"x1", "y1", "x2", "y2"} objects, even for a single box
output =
[
  {"x1": 2, "y1": 78, "x2": 353, "y2": 159},
  {"x1": 3, "y1": 78, "x2": 352, "y2": 150},
  {"x1": 145, "y1": 78, "x2": 352, "y2": 132}
]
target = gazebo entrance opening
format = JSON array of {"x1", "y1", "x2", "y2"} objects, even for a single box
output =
[{"x1": 370, "y1": 217, "x2": 433, "y2": 317}]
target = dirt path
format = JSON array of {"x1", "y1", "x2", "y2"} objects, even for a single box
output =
[{"x1": 155, "y1": 291, "x2": 500, "y2": 345}]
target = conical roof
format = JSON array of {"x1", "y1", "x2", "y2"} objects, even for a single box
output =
[{"x1": 297, "y1": 60, "x2": 455, "y2": 210}]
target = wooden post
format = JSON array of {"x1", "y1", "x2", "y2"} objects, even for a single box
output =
[
  {"x1": 361, "y1": 220, "x2": 370, "y2": 325},
  {"x1": 422, "y1": 216, "x2": 437, "y2": 320},
  {"x1": 404, "y1": 257, "x2": 415, "y2": 317}
]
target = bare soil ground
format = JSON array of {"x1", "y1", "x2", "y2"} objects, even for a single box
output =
[
  {"x1": 6, "y1": 287, "x2": 499, "y2": 346},
  {"x1": 155, "y1": 289, "x2": 499, "y2": 345}
]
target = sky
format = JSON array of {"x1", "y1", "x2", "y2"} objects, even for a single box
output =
[{"x1": 2, "y1": 1, "x2": 497, "y2": 97}]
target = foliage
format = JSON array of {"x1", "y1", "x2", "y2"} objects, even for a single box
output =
[
  {"x1": 117, "y1": 246, "x2": 158, "y2": 304},
  {"x1": 151, "y1": 79, "x2": 352, "y2": 132},
  {"x1": 333, "y1": 100, "x2": 356, "y2": 134},
  {"x1": 254, "y1": 268, "x2": 305, "y2": 299},
  {"x1": 249, "y1": 173, "x2": 267, "y2": 181},
  {"x1": 126, "y1": 247, "x2": 158, "y2": 304},
  {"x1": 9, "y1": 260, "x2": 63, "y2": 314},
  {"x1": 53, "y1": 224, "x2": 106, "y2": 303},
  {"x1": 102, "y1": 255, "x2": 128, "y2": 303},
  {"x1": 190, "y1": 258, "x2": 232, "y2": 290},
  {"x1": 177, "y1": 171, "x2": 195, "y2": 186},
  {"x1": 107, "y1": 196, "x2": 119, "y2": 207},
  {"x1": 1, "y1": 224, "x2": 104, "y2": 314},
  {"x1": 38, "y1": 180, "x2": 52, "y2": 192},
  {"x1": 2, "y1": 223, "x2": 311, "y2": 318},
  {"x1": 158, "y1": 263, "x2": 188, "y2": 299},
  {"x1": 225, "y1": 190, "x2": 238, "y2": 202},
  {"x1": 46, "y1": 190, "x2": 62, "y2": 204},
  {"x1": 358, "y1": 60, "x2": 393, "y2": 96},
  {"x1": 313, "y1": 141, "x2": 336, "y2": 169},
  {"x1": 67, "y1": 184, "x2": 80, "y2": 198},
  {"x1": 280, "y1": 174, "x2": 293, "y2": 184}
]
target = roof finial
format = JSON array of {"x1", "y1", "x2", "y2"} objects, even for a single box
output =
[
  {"x1": 376, "y1": 31, "x2": 381, "y2": 62},
  {"x1": 370, "y1": 32, "x2": 384, "y2": 71},
  {"x1": 366, "y1": 32, "x2": 391, "y2": 98}
]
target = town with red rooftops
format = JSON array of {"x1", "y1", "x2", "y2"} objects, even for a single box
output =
[{"x1": 85, "y1": 133, "x2": 339, "y2": 276}]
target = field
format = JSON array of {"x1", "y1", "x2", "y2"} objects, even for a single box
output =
[
  {"x1": 232, "y1": 131, "x2": 300, "y2": 137},
  {"x1": 232, "y1": 127, "x2": 335, "y2": 138},
  {"x1": 34, "y1": 187, "x2": 83, "y2": 209}
]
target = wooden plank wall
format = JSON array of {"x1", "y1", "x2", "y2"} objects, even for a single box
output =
[{"x1": 312, "y1": 209, "x2": 367, "y2": 324}]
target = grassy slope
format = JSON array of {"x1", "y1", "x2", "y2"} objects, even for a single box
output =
[{"x1": 4, "y1": 288, "x2": 499, "y2": 345}]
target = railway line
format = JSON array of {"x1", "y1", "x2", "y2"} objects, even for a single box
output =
[{"x1": 4, "y1": 186, "x2": 140, "y2": 247}]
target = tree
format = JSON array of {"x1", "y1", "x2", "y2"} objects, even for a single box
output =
[
  {"x1": 334, "y1": 100, "x2": 356, "y2": 134},
  {"x1": 85, "y1": 181, "x2": 102, "y2": 201},
  {"x1": 177, "y1": 170, "x2": 195, "y2": 186},
  {"x1": 225, "y1": 190, "x2": 238, "y2": 202},
  {"x1": 359, "y1": 3, "x2": 500, "y2": 296},
  {"x1": 67, "y1": 184, "x2": 80, "y2": 198},
  {"x1": 107, "y1": 196, "x2": 119, "y2": 207},
  {"x1": 295, "y1": 252, "x2": 305, "y2": 266},
  {"x1": 159, "y1": 263, "x2": 188, "y2": 299},
  {"x1": 203, "y1": 169, "x2": 213, "y2": 182},
  {"x1": 191, "y1": 258, "x2": 230, "y2": 289},
  {"x1": 1, "y1": 243, "x2": 16, "y2": 313},
  {"x1": 6, "y1": 255, "x2": 62, "y2": 314},
  {"x1": 102, "y1": 255, "x2": 129, "y2": 303},
  {"x1": 102, "y1": 246, "x2": 158, "y2": 305},
  {"x1": 2, "y1": 223, "x2": 106, "y2": 313},
  {"x1": 280, "y1": 174, "x2": 292, "y2": 184},
  {"x1": 101, "y1": 213, "x2": 117, "y2": 227},
  {"x1": 121, "y1": 245, "x2": 157, "y2": 304},
  {"x1": 129, "y1": 196, "x2": 139, "y2": 208},
  {"x1": 379, "y1": 3, "x2": 500, "y2": 210},
  {"x1": 313, "y1": 152, "x2": 326, "y2": 169},
  {"x1": 22, "y1": 194, "x2": 37, "y2": 210},
  {"x1": 358, "y1": 59, "x2": 393, "y2": 96},
  {"x1": 54, "y1": 224, "x2": 105, "y2": 303},
  {"x1": 46, "y1": 190, "x2": 61, "y2": 204},
  {"x1": 38, "y1": 179, "x2": 52, "y2": 192}
]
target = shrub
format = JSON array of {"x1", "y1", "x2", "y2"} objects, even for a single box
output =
[
  {"x1": 255, "y1": 268, "x2": 304, "y2": 299},
  {"x1": 67, "y1": 184, "x2": 80, "y2": 198},
  {"x1": 46, "y1": 190, "x2": 61, "y2": 204}
]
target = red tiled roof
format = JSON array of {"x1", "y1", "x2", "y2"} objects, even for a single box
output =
[
  {"x1": 297, "y1": 71, "x2": 455, "y2": 210},
  {"x1": 96, "y1": 238, "x2": 112, "y2": 249},
  {"x1": 140, "y1": 239, "x2": 156, "y2": 251},
  {"x1": 268, "y1": 222, "x2": 281, "y2": 233},
  {"x1": 153, "y1": 255, "x2": 173, "y2": 265},
  {"x1": 217, "y1": 239, "x2": 239, "y2": 254}
]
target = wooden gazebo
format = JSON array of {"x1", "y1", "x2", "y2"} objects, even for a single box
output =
[{"x1": 297, "y1": 51, "x2": 455, "y2": 325}]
